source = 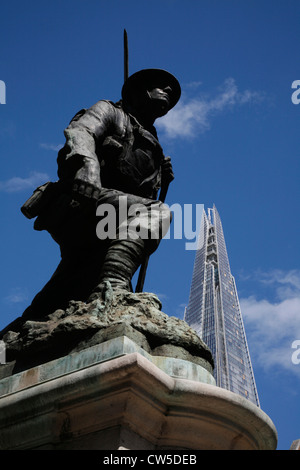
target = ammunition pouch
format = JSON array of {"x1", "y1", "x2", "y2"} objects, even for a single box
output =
[{"x1": 21, "y1": 182, "x2": 60, "y2": 219}]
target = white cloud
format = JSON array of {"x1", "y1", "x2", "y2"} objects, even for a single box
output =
[
  {"x1": 0, "y1": 171, "x2": 49, "y2": 193},
  {"x1": 256, "y1": 269, "x2": 300, "y2": 300},
  {"x1": 40, "y1": 143, "x2": 63, "y2": 152},
  {"x1": 184, "y1": 81, "x2": 203, "y2": 90},
  {"x1": 4, "y1": 287, "x2": 28, "y2": 304},
  {"x1": 240, "y1": 269, "x2": 300, "y2": 376},
  {"x1": 157, "y1": 78, "x2": 262, "y2": 139}
]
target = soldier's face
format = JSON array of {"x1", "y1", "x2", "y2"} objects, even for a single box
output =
[{"x1": 147, "y1": 86, "x2": 172, "y2": 117}]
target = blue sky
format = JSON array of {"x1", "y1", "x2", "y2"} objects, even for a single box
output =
[{"x1": 1, "y1": 0, "x2": 300, "y2": 450}]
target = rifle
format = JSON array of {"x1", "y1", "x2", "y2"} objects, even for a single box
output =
[
  {"x1": 124, "y1": 29, "x2": 129, "y2": 82},
  {"x1": 135, "y1": 180, "x2": 170, "y2": 293}
]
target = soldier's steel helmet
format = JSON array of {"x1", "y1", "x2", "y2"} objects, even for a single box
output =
[{"x1": 122, "y1": 68, "x2": 181, "y2": 110}]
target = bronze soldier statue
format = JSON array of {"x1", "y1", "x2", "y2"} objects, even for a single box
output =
[{"x1": 20, "y1": 69, "x2": 181, "y2": 320}]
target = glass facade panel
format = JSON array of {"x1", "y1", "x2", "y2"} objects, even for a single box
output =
[{"x1": 184, "y1": 205, "x2": 260, "y2": 407}]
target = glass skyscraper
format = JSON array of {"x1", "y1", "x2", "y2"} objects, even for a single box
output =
[{"x1": 184, "y1": 205, "x2": 260, "y2": 407}]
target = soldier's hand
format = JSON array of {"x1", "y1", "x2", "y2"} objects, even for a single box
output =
[
  {"x1": 161, "y1": 156, "x2": 174, "y2": 184},
  {"x1": 72, "y1": 179, "x2": 102, "y2": 202}
]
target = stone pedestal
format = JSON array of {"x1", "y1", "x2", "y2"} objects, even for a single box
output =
[
  {"x1": 0, "y1": 291, "x2": 277, "y2": 450},
  {"x1": 290, "y1": 440, "x2": 300, "y2": 450},
  {"x1": 0, "y1": 336, "x2": 277, "y2": 450}
]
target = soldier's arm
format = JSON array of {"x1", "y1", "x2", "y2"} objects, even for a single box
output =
[{"x1": 57, "y1": 100, "x2": 115, "y2": 198}]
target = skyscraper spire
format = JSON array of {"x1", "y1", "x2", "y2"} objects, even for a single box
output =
[{"x1": 184, "y1": 205, "x2": 260, "y2": 407}]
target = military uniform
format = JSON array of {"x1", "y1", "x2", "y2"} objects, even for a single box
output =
[{"x1": 21, "y1": 69, "x2": 181, "y2": 319}]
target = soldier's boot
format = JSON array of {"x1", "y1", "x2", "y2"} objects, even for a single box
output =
[{"x1": 88, "y1": 238, "x2": 146, "y2": 302}]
